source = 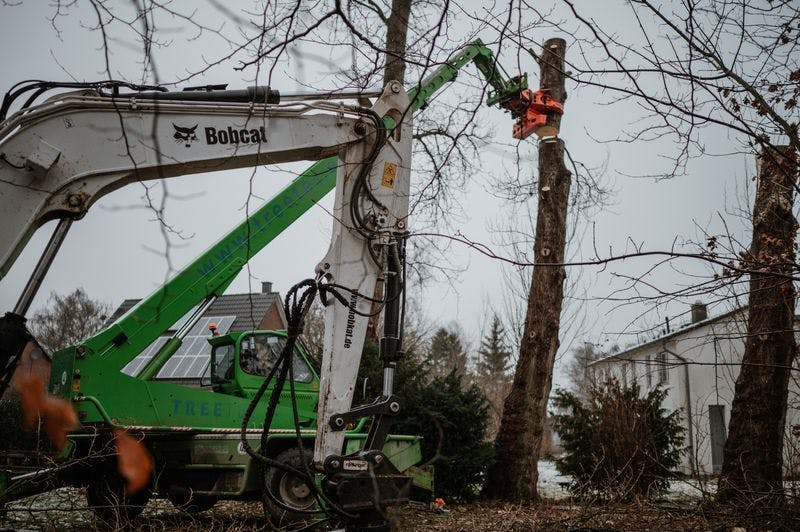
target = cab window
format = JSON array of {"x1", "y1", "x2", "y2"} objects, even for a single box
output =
[
  {"x1": 211, "y1": 343, "x2": 235, "y2": 383},
  {"x1": 239, "y1": 334, "x2": 313, "y2": 383}
]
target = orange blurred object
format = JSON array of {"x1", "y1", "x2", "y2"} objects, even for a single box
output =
[
  {"x1": 16, "y1": 375, "x2": 78, "y2": 451},
  {"x1": 113, "y1": 429, "x2": 154, "y2": 494}
]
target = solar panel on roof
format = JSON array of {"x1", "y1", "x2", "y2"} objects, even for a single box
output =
[
  {"x1": 120, "y1": 315, "x2": 235, "y2": 379},
  {"x1": 169, "y1": 302, "x2": 204, "y2": 332},
  {"x1": 156, "y1": 315, "x2": 236, "y2": 379},
  {"x1": 122, "y1": 336, "x2": 170, "y2": 376}
]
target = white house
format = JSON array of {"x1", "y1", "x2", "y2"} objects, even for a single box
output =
[{"x1": 590, "y1": 303, "x2": 800, "y2": 477}]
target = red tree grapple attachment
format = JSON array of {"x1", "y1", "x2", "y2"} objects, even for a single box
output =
[{"x1": 502, "y1": 88, "x2": 564, "y2": 139}]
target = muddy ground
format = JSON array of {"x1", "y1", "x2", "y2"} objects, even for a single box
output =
[
  {"x1": 2, "y1": 490, "x2": 798, "y2": 531},
  {"x1": 2, "y1": 463, "x2": 797, "y2": 530}
]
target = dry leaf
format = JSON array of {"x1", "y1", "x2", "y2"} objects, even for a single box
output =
[
  {"x1": 113, "y1": 429, "x2": 154, "y2": 494},
  {"x1": 17, "y1": 374, "x2": 45, "y2": 431},
  {"x1": 16, "y1": 375, "x2": 77, "y2": 451},
  {"x1": 41, "y1": 394, "x2": 78, "y2": 450}
]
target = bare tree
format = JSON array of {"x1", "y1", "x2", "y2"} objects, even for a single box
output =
[
  {"x1": 545, "y1": 1, "x2": 800, "y2": 511},
  {"x1": 717, "y1": 146, "x2": 798, "y2": 511},
  {"x1": 28, "y1": 289, "x2": 110, "y2": 354},
  {"x1": 564, "y1": 341, "x2": 603, "y2": 398},
  {"x1": 485, "y1": 37, "x2": 570, "y2": 502},
  {"x1": 558, "y1": 0, "x2": 799, "y2": 172},
  {"x1": 299, "y1": 301, "x2": 325, "y2": 370}
]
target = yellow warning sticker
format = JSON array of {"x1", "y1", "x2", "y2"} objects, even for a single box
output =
[{"x1": 381, "y1": 162, "x2": 398, "y2": 188}]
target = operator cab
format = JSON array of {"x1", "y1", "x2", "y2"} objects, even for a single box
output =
[{"x1": 208, "y1": 331, "x2": 318, "y2": 398}]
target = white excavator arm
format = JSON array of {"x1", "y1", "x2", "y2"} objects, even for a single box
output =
[
  {"x1": 314, "y1": 82, "x2": 411, "y2": 467},
  {"x1": 0, "y1": 81, "x2": 414, "y2": 511},
  {"x1": 0, "y1": 86, "x2": 373, "y2": 278}
]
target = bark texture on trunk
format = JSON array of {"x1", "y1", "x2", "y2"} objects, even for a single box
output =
[
  {"x1": 484, "y1": 38, "x2": 569, "y2": 501},
  {"x1": 717, "y1": 146, "x2": 798, "y2": 510},
  {"x1": 383, "y1": 0, "x2": 411, "y2": 87}
]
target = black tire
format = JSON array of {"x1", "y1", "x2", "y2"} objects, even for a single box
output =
[
  {"x1": 86, "y1": 471, "x2": 150, "y2": 525},
  {"x1": 261, "y1": 447, "x2": 318, "y2": 527},
  {"x1": 168, "y1": 490, "x2": 217, "y2": 514}
]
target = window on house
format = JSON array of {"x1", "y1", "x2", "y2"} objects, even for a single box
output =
[
  {"x1": 709, "y1": 405, "x2": 726, "y2": 472},
  {"x1": 657, "y1": 352, "x2": 669, "y2": 384},
  {"x1": 646, "y1": 355, "x2": 652, "y2": 388}
]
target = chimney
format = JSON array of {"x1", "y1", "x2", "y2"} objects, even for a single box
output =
[
  {"x1": 261, "y1": 281, "x2": 273, "y2": 294},
  {"x1": 690, "y1": 302, "x2": 708, "y2": 323}
]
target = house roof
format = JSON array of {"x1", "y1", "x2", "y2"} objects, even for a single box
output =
[
  {"x1": 107, "y1": 291, "x2": 285, "y2": 334},
  {"x1": 28, "y1": 337, "x2": 51, "y2": 360},
  {"x1": 110, "y1": 291, "x2": 287, "y2": 380},
  {"x1": 589, "y1": 305, "x2": 746, "y2": 366}
]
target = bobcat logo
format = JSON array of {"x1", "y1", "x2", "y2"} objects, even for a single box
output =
[{"x1": 172, "y1": 123, "x2": 198, "y2": 147}]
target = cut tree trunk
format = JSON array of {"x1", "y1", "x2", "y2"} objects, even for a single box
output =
[
  {"x1": 366, "y1": 0, "x2": 412, "y2": 344},
  {"x1": 484, "y1": 38, "x2": 569, "y2": 501},
  {"x1": 383, "y1": 0, "x2": 411, "y2": 87},
  {"x1": 717, "y1": 146, "x2": 798, "y2": 512}
]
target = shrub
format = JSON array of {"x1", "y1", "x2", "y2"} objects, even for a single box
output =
[
  {"x1": 395, "y1": 371, "x2": 494, "y2": 502},
  {"x1": 356, "y1": 342, "x2": 493, "y2": 502},
  {"x1": 552, "y1": 380, "x2": 684, "y2": 500}
]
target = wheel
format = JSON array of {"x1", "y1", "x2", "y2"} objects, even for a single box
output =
[
  {"x1": 168, "y1": 489, "x2": 217, "y2": 514},
  {"x1": 262, "y1": 447, "x2": 318, "y2": 527},
  {"x1": 86, "y1": 470, "x2": 150, "y2": 525}
]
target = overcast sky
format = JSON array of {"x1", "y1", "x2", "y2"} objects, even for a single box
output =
[{"x1": 0, "y1": 1, "x2": 758, "y2": 383}]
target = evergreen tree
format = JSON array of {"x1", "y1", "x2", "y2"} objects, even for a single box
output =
[
  {"x1": 475, "y1": 316, "x2": 513, "y2": 438},
  {"x1": 426, "y1": 327, "x2": 469, "y2": 382},
  {"x1": 552, "y1": 380, "x2": 685, "y2": 500},
  {"x1": 394, "y1": 371, "x2": 494, "y2": 502},
  {"x1": 356, "y1": 337, "x2": 493, "y2": 501},
  {"x1": 476, "y1": 316, "x2": 512, "y2": 380}
]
